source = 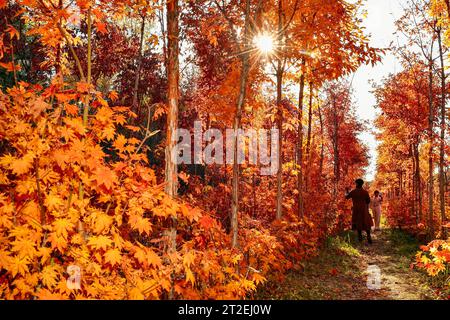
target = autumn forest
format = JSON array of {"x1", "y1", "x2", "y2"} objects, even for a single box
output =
[{"x1": 0, "y1": 0, "x2": 449, "y2": 301}]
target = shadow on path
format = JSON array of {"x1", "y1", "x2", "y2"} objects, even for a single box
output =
[{"x1": 257, "y1": 229, "x2": 439, "y2": 300}]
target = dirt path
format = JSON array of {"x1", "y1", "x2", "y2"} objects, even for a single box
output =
[{"x1": 257, "y1": 229, "x2": 440, "y2": 300}]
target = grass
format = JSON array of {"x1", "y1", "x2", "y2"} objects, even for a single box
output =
[{"x1": 256, "y1": 228, "x2": 441, "y2": 300}]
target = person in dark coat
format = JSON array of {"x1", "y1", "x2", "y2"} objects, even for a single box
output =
[{"x1": 345, "y1": 178, "x2": 373, "y2": 244}]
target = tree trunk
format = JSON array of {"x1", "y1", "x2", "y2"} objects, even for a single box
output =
[
  {"x1": 305, "y1": 82, "x2": 313, "y2": 192},
  {"x1": 231, "y1": 0, "x2": 251, "y2": 248},
  {"x1": 437, "y1": 27, "x2": 447, "y2": 238},
  {"x1": 427, "y1": 57, "x2": 434, "y2": 238},
  {"x1": 318, "y1": 103, "x2": 324, "y2": 178},
  {"x1": 165, "y1": 0, "x2": 179, "y2": 300},
  {"x1": 296, "y1": 67, "x2": 305, "y2": 218},
  {"x1": 132, "y1": 15, "x2": 146, "y2": 121},
  {"x1": 275, "y1": 0, "x2": 284, "y2": 220},
  {"x1": 276, "y1": 67, "x2": 283, "y2": 219},
  {"x1": 332, "y1": 95, "x2": 340, "y2": 196},
  {"x1": 165, "y1": 0, "x2": 179, "y2": 198},
  {"x1": 414, "y1": 142, "x2": 423, "y2": 221}
]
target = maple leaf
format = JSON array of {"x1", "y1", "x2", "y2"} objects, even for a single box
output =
[
  {"x1": 11, "y1": 239, "x2": 36, "y2": 259},
  {"x1": 104, "y1": 248, "x2": 121, "y2": 266},
  {"x1": 48, "y1": 232, "x2": 68, "y2": 252},
  {"x1": 90, "y1": 212, "x2": 113, "y2": 234},
  {"x1": 101, "y1": 125, "x2": 116, "y2": 141},
  {"x1": 134, "y1": 247, "x2": 161, "y2": 268},
  {"x1": 95, "y1": 21, "x2": 107, "y2": 34},
  {"x1": 76, "y1": 82, "x2": 91, "y2": 94},
  {"x1": 9, "y1": 256, "x2": 30, "y2": 277},
  {"x1": 113, "y1": 134, "x2": 127, "y2": 153},
  {"x1": 185, "y1": 268, "x2": 195, "y2": 286},
  {"x1": 65, "y1": 118, "x2": 86, "y2": 136},
  {"x1": 88, "y1": 235, "x2": 113, "y2": 251},
  {"x1": 128, "y1": 215, "x2": 152, "y2": 235},
  {"x1": 40, "y1": 265, "x2": 59, "y2": 288},
  {"x1": 94, "y1": 165, "x2": 117, "y2": 190},
  {"x1": 108, "y1": 90, "x2": 118, "y2": 102},
  {"x1": 52, "y1": 218, "x2": 75, "y2": 238},
  {"x1": 44, "y1": 193, "x2": 64, "y2": 211},
  {"x1": 251, "y1": 273, "x2": 266, "y2": 285},
  {"x1": 95, "y1": 106, "x2": 115, "y2": 123},
  {"x1": 183, "y1": 251, "x2": 195, "y2": 268},
  {"x1": 10, "y1": 153, "x2": 34, "y2": 175}
]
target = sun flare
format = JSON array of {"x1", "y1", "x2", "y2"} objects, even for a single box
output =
[{"x1": 253, "y1": 34, "x2": 275, "y2": 54}]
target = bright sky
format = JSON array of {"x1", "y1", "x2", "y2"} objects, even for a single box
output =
[{"x1": 353, "y1": 0, "x2": 406, "y2": 181}]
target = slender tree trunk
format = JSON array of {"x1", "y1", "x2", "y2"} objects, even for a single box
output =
[
  {"x1": 296, "y1": 67, "x2": 305, "y2": 218},
  {"x1": 437, "y1": 27, "x2": 447, "y2": 238},
  {"x1": 427, "y1": 57, "x2": 434, "y2": 238},
  {"x1": 132, "y1": 16, "x2": 146, "y2": 121},
  {"x1": 165, "y1": 0, "x2": 179, "y2": 300},
  {"x1": 305, "y1": 82, "x2": 313, "y2": 192},
  {"x1": 332, "y1": 95, "x2": 340, "y2": 196},
  {"x1": 276, "y1": 67, "x2": 283, "y2": 219},
  {"x1": 414, "y1": 142, "x2": 423, "y2": 221},
  {"x1": 275, "y1": 0, "x2": 284, "y2": 220},
  {"x1": 165, "y1": 0, "x2": 179, "y2": 198},
  {"x1": 318, "y1": 103, "x2": 324, "y2": 178},
  {"x1": 231, "y1": 0, "x2": 251, "y2": 248},
  {"x1": 412, "y1": 144, "x2": 417, "y2": 222}
]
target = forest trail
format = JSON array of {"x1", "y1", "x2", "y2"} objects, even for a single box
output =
[{"x1": 258, "y1": 229, "x2": 440, "y2": 300}]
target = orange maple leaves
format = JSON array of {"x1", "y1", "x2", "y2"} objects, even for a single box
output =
[{"x1": 0, "y1": 78, "x2": 261, "y2": 300}]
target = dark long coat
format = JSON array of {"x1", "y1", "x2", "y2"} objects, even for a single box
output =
[{"x1": 346, "y1": 188, "x2": 373, "y2": 231}]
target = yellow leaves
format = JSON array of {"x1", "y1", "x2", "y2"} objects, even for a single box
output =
[
  {"x1": 129, "y1": 287, "x2": 144, "y2": 300},
  {"x1": 108, "y1": 90, "x2": 118, "y2": 102},
  {"x1": 52, "y1": 218, "x2": 75, "y2": 238},
  {"x1": 231, "y1": 254, "x2": 242, "y2": 265},
  {"x1": 65, "y1": 117, "x2": 86, "y2": 136},
  {"x1": 0, "y1": 153, "x2": 35, "y2": 175},
  {"x1": 251, "y1": 272, "x2": 266, "y2": 286},
  {"x1": 88, "y1": 235, "x2": 113, "y2": 251},
  {"x1": 129, "y1": 215, "x2": 152, "y2": 235},
  {"x1": 113, "y1": 134, "x2": 128, "y2": 153},
  {"x1": 76, "y1": 82, "x2": 91, "y2": 94},
  {"x1": 183, "y1": 251, "x2": 196, "y2": 268},
  {"x1": 88, "y1": 211, "x2": 113, "y2": 234},
  {"x1": 40, "y1": 265, "x2": 60, "y2": 288},
  {"x1": 9, "y1": 256, "x2": 30, "y2": 277},
  {"x1": 36, "y1": 288, "x2": 65, "y2": 300},
  {"x1": 101, "y1": 126, "x2": 116, "y2": 141},
  {"x1": 11, "y1": 239, "x2": 36, "y2": 259},
  {"x1": 44, "y1": 193, "x2": 64, "y2": 211},
  {"x1": 95, "y1": 106, "x2": 114, "y2": 123},
  {"x1": 133, "y1": 247, "x2": 161, "y2": 268},
  {"x1": 48, "y1": 232, "x2": 68, "y2": 252},
  {"x1": 37, "y1": 247, "x2": 52, "y2": 265},
  {"x1": 30, "y1": 97, "x2": 50, "y2": 118},
  {"x1": 104, "y1": 248, "x2": 122, "y2": 266},
  {"x1": 141, "y1": 279, "x2": 159, "y2": 298},
  {"x1": 93, "y1": 165, "x2": 117, "y2": 190},
  {"x1": 185, "y1": 268, "x2": 195, "y2": 286}
]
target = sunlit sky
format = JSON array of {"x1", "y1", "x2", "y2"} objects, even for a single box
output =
[{"x1": 353, "y1": 0, "x2": 406, "y2": 181}]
